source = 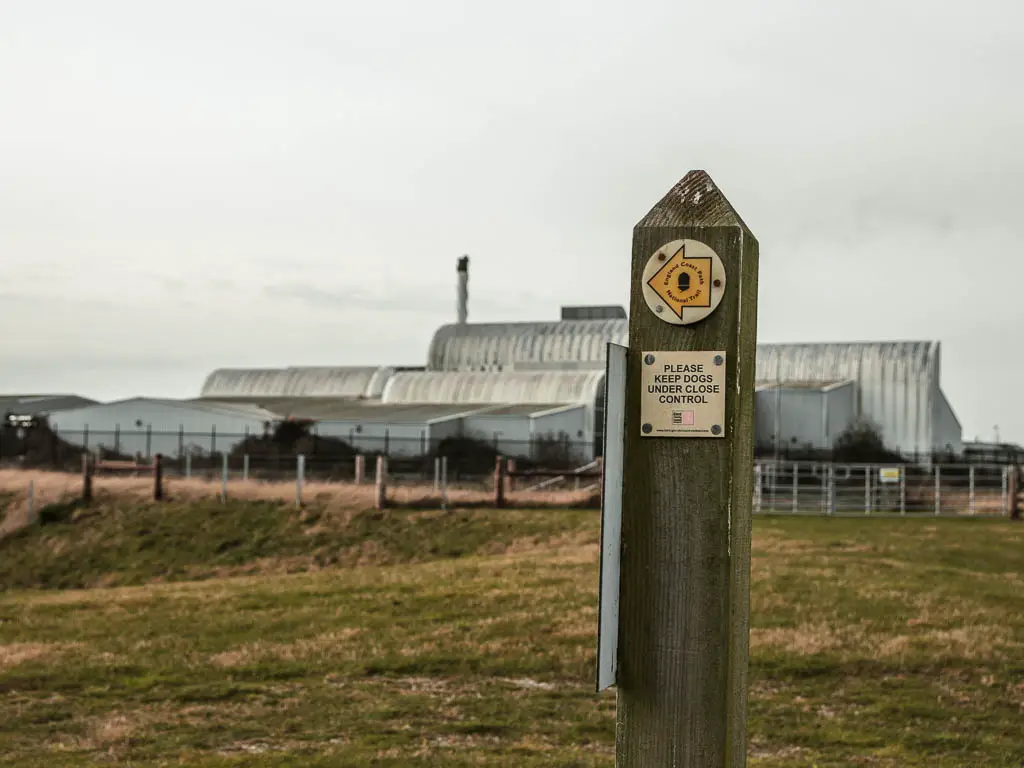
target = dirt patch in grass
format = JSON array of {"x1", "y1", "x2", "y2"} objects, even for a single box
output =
[{"x1": 0, "y1": 642, "x2": 80, "y2": 669}]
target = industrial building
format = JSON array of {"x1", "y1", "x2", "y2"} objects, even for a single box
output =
[
  {"x1": 1, "y1": 394, "x2": 97, "y2": 418},
  {"x1": 10, "y1": 257, "x2": 965, "y2": 463},
  {"x1": 46, "y1": 398, "x2": 280, "y2": 458}
]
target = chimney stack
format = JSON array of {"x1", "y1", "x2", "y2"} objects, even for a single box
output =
[{"x1": 456, "y1": 255, "x2": 469, "y2": 324}]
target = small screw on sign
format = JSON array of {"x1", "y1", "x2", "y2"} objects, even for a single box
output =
[
  {"x1": 711, "y1": 425, "x2": 722, "y2": 436},
  {"x1": 714, "y1": 355, "x2": 723, "y2": 366},
  {"x1": 642, "y1": 423, "x2": 653, "y2": 434},
  {"x1": 644, "y1": 354, "x2": 655, "y2": 365}
]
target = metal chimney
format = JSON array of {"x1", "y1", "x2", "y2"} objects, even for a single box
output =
[{"x1": 456, "y1": 255, "x2": 469, "y2": 324}]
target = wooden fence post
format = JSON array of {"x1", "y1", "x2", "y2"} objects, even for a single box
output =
[
  {"x1": 493, "y1": 455, "x2": 506, "y2": 508},
  {"x1": 505, "y1": 459, "x2": 516, "y2": 495},
  {"x1": 1009, "y1": 465, "x2": 1020, "y2": 519},
  {"x1": 153, "y1": 454, "x2": 164, "y2": 501},
  {"x1": 616, "y1": 170, "x2": 758, "y2": 766},
  {"x1": 27, "y1": 479, "x2": 35, "y2": 525},
  {"x1": 82, "y1": 453, "x2": 93, "y2": 503},
  {"x1": 374, "y1": 456, "x2": 387, "y2": 510},
  {"x1": 355, "y1": 454, "x2": 366, "y2": 485}
]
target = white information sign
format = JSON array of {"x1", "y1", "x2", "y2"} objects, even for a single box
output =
[{"x1": 640, "y1": 350, "x2": 726, "y2": 438}]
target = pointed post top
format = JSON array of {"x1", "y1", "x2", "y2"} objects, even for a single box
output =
[{"x1": 636, "y1": 170, "x2": 755, "y2": 234}]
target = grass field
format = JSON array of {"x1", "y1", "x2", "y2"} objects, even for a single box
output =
[{"x1": 0, "y1": 494, "x2": 1021, "y2": 766}]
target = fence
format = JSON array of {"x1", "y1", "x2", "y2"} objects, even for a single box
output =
[
  {"x1": 0, "y1": 426, "x2": 598, "y2": 472},
  {"x1": 753, "y1": 460, "x2": 1014, "y2": 517},
  {"x1": 1, "y1": 423, "x2": 1002, "y2": 472}
]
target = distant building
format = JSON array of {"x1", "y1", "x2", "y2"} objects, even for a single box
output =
[{"x1": 26, "y1": 261, "x2": 968, "y2": 465}]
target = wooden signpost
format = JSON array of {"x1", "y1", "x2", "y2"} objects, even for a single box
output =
[{"x1": 601, "y1": 170, "x2": 759, "y2": 766}]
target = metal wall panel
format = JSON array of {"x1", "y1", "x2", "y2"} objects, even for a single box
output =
[
  {"x1": 49, "y1": 398, "x2": 279, "y2": 457},
  {"x1": 755, "y1": 382, "x2": 856, "y2": 452},
  {"x1": 933, "y1": 390, "x2": 964, "y2": 455}
]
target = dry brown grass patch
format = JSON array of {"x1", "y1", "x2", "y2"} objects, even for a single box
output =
[
  {"x1": 210, "y1": 628, "x2": 363, "y2": 668},
  {"x1": 0, "y1": 641, "x2": 79, "y2": 668},
  {"x1": 0, "y1": 469, "x2": 598, "y2": 541}
]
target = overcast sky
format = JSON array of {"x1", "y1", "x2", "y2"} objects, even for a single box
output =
[{"x1": 2, "y1": 1, "x2": 1022, "y2": 442}]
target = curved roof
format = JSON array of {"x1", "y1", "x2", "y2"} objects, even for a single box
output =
[
  {"x1": 382, "y1": 370, "x2": 606, "y2": 406},
  {"x1": 755, "y1": 341, "x2": 945, "y2": 455},
  {"x1": 200, "y1": 366, "x2": 395, "y2": 399},
  {"x1": 755, "y1": 341, "x2": 940, "y2": 383},
  {"x1": 427, "y1": 320, "x2": 627, "y2": 372}
]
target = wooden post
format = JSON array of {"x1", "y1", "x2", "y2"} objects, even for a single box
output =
[
  {"x1": 296, "y1": 454, "x2": 305, "y2": 508},
  {"x1": 617, "y1": 170, "x2": 758, "y2": 766},
  {"x1": 505, "y1": 458, "x2": 516, "y2": 495},
  {"x1": 355, "y1": 454, "x2": 366, "y2": 485},
  {"x1": 82, "y1": 453, "x2": 93, "y2": 503},
  {"x1": 374, "y1": 456, "x2": 387, "y2": 510},
  {"x1": 27, "y1": 479, "x2": 35, "y2": 525},
  {"x1": 441, "y1": 456, "x2": 448, "y2": 510},
  {"x1": 493, "y1": 455, "x2": 506, "y2": 508},
  {"x1": 1009, "y1": 465, "x2": 1019, "y2": 519},
  {"x1": 153, "y1": 454, "x2": 164, "y2": 501}
]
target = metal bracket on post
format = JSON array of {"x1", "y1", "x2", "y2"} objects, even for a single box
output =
[{"x1": 597, "y1": 342, "x2": 627, "y2": 693}]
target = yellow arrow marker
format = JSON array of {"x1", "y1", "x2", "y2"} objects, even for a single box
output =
[{"x1": 646, "y1": 244, "x2": 712, "y2": 319}]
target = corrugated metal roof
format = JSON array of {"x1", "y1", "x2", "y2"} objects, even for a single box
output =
[
  {"x1": 382, "y1": 370, "x2": 606, "y2": 405},
  {"x1": 427, "y1": 320, "x2": 627, "y2": 372},
  {"x1": 198, "y1": 398, "x2": 492, "y2": 423},
  {"x1": 0, "y1": 394, "x2": 98, "y2": 414},
  {"x1": 474, "y1": 403, "x2": 584, "y2": 417},
  {"x1": 199, "y1": 366, "x2": 396, "y2": 398},
  {"x1": 48, "y1": 397, "x2": 280, "y2": 421},
  {"x1": 755, "y1": 380, "x2": 853, "y2": 392},
  {"x1": 122, "y1": 397, "x2": 282, "y2": 420}
]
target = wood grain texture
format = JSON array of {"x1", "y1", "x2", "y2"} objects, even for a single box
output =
[{"x1": 616, "y1": 170, "x2": 759, "y2": 767}]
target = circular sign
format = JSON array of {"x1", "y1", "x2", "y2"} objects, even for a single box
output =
[{"x1": 641, "y1": 239, "x2": 726, "y2": 325}]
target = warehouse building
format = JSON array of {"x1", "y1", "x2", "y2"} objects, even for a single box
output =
[
  {"x1": 416, "y1": 313, "x2": 962, "y2": 458},
  {"x1": 36, "y1": 259, "x2": 961, "y2": 464},
  {"x1": 230, "y1": 398, "x2": 484, "y2": 457},
  {"x1": 382, "y1": 369, "x2": 606, "y2": 457},
  {"x1": 755, "y1": 341, "x2": 962, "y2": 458},
  {"x1": 47, "y1": 397, "x2": 279, "y2": 458},
  {"x1": 1, "y1": 394, "x2": 97, "y2": 419}
]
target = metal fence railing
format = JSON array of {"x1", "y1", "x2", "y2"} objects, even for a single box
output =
[{"x1": 753, "y1": 461, "x2": 1011, "y2": 517}]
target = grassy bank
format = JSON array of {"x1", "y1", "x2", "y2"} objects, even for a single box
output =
[
  {"x1": 0, "y1": 498, "x2": 597, "y2": 590},
  {"x1": 0, "y1": 499, "x2": 1020, "y2": 765}
]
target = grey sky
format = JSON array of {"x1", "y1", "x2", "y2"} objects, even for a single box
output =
[{"x1": 2, "y1": 1, "x2": 1022, "y2": 442}]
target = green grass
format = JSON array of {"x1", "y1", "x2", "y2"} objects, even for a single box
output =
[
  {"x1": 0, "y1": 501, "x2": 1021, "y2": 766},
  {"x1": 0, "y1": 500, "x2": 594, "y2": 589}
]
